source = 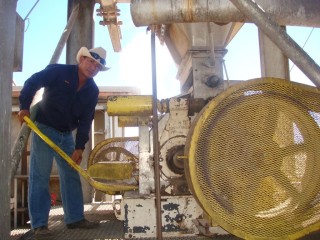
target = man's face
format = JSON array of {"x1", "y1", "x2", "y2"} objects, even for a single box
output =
[{"x1": 79, "y1": 56, "x2": 102, "y2": 78}]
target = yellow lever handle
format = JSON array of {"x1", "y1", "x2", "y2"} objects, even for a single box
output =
[{"x1": 23, "y1": 116, "x2": 137, "y2": 194}]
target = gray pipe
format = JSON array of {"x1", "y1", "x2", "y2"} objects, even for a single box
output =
[
  {"x1": 151, "y1": 31, "x2": 163, "y2": 240},
  {"x1": 229, "y1": 0, "x2": 320, "y2": 87},
  {"x1": 131, "y1": 0, "x2": 320, "y2": 27},
  {"x1": 10, "y1": 105, "x2": 38, "y2": 179}
]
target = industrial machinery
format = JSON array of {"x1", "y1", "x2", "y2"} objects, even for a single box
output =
[
  {"x1": 83, "y1": 1, "x2": 320, "y2": 239},
  {"x1": 88, "y1": 95, "x2": 207, "y2": 238},
  {"x1": 86, "y1": 77, "x2": 320, "y2": 239},
  {"x1": 8, "y1": 0, "x2": 320, "y2": 239}
]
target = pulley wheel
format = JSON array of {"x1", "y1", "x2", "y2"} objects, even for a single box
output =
[{"x1": 185, "y1": 78, "x2": 320, "y2": 239}]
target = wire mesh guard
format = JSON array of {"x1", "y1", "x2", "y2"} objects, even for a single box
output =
[
  {"x1": 185, "y1": 78, "x2": 320, "y2": 239},
  {"x1": 88, "y1": 137, "x2": 139, "y2": 167},
  {"x1": 87, "y1": 137, "x2": 139, "y2": 188}
]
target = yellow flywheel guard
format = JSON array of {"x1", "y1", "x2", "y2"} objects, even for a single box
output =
[{"x1": 185, "y1": 78, "x2": 320, "y2": 239}]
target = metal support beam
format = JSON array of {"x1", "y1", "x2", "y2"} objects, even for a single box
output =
[
  {"x1": 0, "y1": 0, "x2": 17, "y2": 237},
  {"x1": 151, "y1": 31, "x2": 163, "y2": 240},
  {"x1": 50, "y1": 4, "x2": 79, "y2": 64},
  {"x1": 66, "y1": 0, "x2": 95, "y2": 203},
  {"x1": 229, "y1": 0, "x2": 320, "y2": 87},
  {"x1": 67, "y1": 0, "x2": 95, "y2": 65},
  {"x1": 131, "y1": 0, "x2": 320, "y2": 27},
  {"x1": 258, "y1": 28, "x2": 290, "y2": 79}
]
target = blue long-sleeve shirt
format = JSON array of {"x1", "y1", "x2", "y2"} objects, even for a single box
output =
[{"x1": 19, "y1": 64, "x2": 99, "y2": 150}]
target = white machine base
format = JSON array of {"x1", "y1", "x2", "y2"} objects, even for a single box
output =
[{"x1": 117, "y1": 192, "x2": 203, "y2": 238}]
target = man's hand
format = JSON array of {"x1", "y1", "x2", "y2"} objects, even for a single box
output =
[
  {"x1": 71, "y1": 149, "x2": 83, "y2": 165},
  {"x1": 17, "y1": 110, "x2": 30, "y2": 125}
]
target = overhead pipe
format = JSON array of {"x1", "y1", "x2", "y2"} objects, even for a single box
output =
[
  {"x1": 130, "y1": 0, "x2": 320, "y2": 27},
  {"x1": 229, "y1": 0, "x2": 320, "y2": 87}
]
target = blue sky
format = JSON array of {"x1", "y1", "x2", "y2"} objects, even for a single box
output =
[
  {"x1": 14, "y1": 0, "x2": 320, "y2": 99},
  {"x1": 14, "y1": 0, "x2": 181, "y2": 99}
]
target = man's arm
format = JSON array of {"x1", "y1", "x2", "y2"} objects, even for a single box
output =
[
  {"x1": 72, "y1": 85, "x2": 99, "y2": 164},
  {"x1": 18, "y1": 65, "x2": 59, "y2": 123}
]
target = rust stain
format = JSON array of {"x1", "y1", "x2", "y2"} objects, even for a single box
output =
[
  {"x1": 107, "y1": 96, "x2": 118, "y2": 102},
  {"x1": 151, "y1": 0, "x2": 159, "y2": 23},
  {"x1": 185, "y1": 0, "x2": 194, "y2": 22}
]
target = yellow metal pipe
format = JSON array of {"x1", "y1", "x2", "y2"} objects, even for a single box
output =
[
  {"x1": 107, "y1": 95, "x2": 154, "y2": 116},
  {"x1": 118, "y1": 116, "x2": 139, "y2": 127},
  {"x1": 118, "y1": 116, "x2": 150, "y2": 127},
  {"x1": 23, "y1": 116, "x2": 138, "y2": 194}
]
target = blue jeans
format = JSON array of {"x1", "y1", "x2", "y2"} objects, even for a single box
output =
[{"x1": 28, "y1": 122, "x2": 84, "y2": 229}]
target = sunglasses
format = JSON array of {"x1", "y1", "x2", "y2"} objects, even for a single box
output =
[{"x1": 89, "y1": 52, "x2": 106, "y2": 66}]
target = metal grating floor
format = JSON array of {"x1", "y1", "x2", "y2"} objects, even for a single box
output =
[
  {"x1": 11, "y1": 203, "x2": 125, "y2": 240},
  {"x1": 10, "y1": 203, "x2": 226, "y2": 240},
  {"x1": 10, "y1": 203, "x2": 320, "y2": 240}
]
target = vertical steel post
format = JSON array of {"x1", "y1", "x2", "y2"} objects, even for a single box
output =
[
  {"x1": 229, "y1": 0, "x2": 320, "y2": 87},
  {"x1": 66, "y1": 0, "x2": 95, "y2": 203},
  {"x1": 66, "y1": 0, "x2": 95, "y2": 65},
  {"x1": 151, "y1": 31, "x2": 163, "y2": 240},
  {"x1": 0, "y1": 0, "x2": 17, "y2": 238},
  {"x1": 50, "y1": 4, "x2": 79, "y2": 64}
]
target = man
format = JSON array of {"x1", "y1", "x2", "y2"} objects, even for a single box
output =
[{"x1": 18, "y1": 46, "x2": 109, "y2": 238}]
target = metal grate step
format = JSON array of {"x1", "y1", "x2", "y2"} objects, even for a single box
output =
[
  {"x1": 11, "y1": 203, "x2": 225, "y2": 240},
  {"x1": 11, "y1": 202, "x2": 320, "y2": 240}
]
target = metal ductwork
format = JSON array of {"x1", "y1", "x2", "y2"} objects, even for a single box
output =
[{"x1": 131, "y1": 0, "x2": 320, "y2": 27}]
